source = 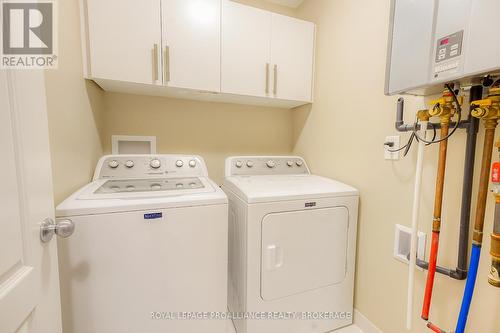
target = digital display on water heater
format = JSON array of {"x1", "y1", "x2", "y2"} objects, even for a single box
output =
[{"x1": 440, "y1": 38, "x2": 449, "y2": 46}]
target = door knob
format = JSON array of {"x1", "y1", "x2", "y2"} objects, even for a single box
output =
[{"x1": 40, "y1": 218, "x2": 75, "y2": 243}]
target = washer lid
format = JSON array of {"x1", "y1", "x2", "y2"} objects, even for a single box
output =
[
  {"x1": 56, "y1": 177, "x2": 227, "y2": 217},
  {"x1": 223, "y1": 175, "x2": 358, "y2": 203}
]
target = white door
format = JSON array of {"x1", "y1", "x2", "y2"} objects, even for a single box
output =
[
  {"x1": 87, "y1": 0, "x2": 162, "y2": 85},
  {"x1": 261, "y1": 207, "x2": 349, "y2": 301},
  {"x1": 0, "y1": 70, "x2": 62, "y2": 333},
  {"x1": 221, "y1": 0, "x2": 271, "y2": 98},
  {"x1": 270, "y1": 14, "x2": 315, "y2": 102},
  {"x1": 162, "y1": 0, "x2": 221, "y2": 92}
]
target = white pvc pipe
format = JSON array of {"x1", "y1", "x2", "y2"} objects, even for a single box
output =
[{"x1": 406, "y1": 121, "x2": 428, "y2": 330}]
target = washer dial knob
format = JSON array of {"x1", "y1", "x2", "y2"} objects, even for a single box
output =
[
  {"x1": 189, "y1": 160, "x2": 197, "y2": 168},
  {"x1": 150, "y1": 159, "x2": 161, "y2": 169},
  {"x1": 108, "y1": 160, "x2": 119, "y2": 169},
  {"x1": 296, "y1": 160, "x2": 303, "y2": 167},
  {"x1": 246, "y1": 161, "x2": 254, "y2": 168},
  {"x1": 287, "y1": 161, "x2": 294, "y2": 167},
  {"x1": 235, "y1": 161, "x2": 243, "y2": 168},
  {"x1": 125, "y1": 160, "x2": 134, "y2": 168},
  {"x1": 175, "y1": 160, "x2": 184, "y2": 168},
  {"x1": 266, "y1": 160, "x2": 276, "y2": 168}
]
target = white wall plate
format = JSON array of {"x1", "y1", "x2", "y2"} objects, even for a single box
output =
[
  {"x1": 394, "y1": 224, "x2": 426, "y2": 266},
  {"x1": 111, "y1": 135, "x2": 157, "y2": 154}
]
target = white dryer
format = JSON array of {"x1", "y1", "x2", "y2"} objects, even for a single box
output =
[
  {"x1": 222, "y1": 156, "x2": 359, "y2": 333},
  {"x1": 56, "y1": 155, "x2": 229, "y2": 333}
]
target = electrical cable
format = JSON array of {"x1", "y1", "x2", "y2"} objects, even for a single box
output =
[{"x1": 387, "y1": 120, "x2": 437, "y2": 156}]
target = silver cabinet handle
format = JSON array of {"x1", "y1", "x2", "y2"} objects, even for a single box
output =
[
  {"x1": 40, "y1": 218, "x2": 75, "y2": 243},
  {"x1": 265, "y1": 63, "x2": 270, "y2": 94},
  {"x1": 152, "y1": 44, "x2": 159, "y2": 82},
  {"x1": 164, "y1": 46, "x2": 170, "y2": 83},
  {"x1": 273, "y1": 64, "x2": 278, "y2": 95}
]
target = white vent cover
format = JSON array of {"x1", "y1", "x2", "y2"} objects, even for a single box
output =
[{"x1": 264, "y1": 0, "x2": 304, "y2": 8}]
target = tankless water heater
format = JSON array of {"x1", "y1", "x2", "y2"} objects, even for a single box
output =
[{"x1": 385, "y1": 0, "x2": 500, "y2": 95}]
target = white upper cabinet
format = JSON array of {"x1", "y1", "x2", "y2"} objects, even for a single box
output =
[
  {"x1": 162, "y1": 0, "x2": 221, "y2": 92},
  {"x1": 271, "y1": 14, "x2": 315, "y2": 102},
  {"x1": 83, "y1": 0, "x2": 315, "y2": 108},
  {"x1": 86, "y1": 0, "x2": 162, "y2": 85},
  {"x1": 221, "y1": 1, "x2": 315, "y2": 103},
  {"x1": 221, "y1": 1, "x2": 272, "y2": 98}
]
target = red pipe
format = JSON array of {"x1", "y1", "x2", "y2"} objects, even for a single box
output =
[
  {"x1": 422, "y1": 121, "x2": 450, "y2": 320},
  {"x1": 422, "y1": 231, "x2": 440, "y2": 320},
  {"x1": 427, "y1": 322, "x2": 446, "y2": 333}
]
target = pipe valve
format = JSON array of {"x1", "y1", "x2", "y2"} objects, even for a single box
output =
[
  {"x1": 471, "y1": 87, "x2": 500, "y2": 123},
  {"x1": 428, "y1": 89, "x2": 462, "y2": 121},
  {"x1": 417, "y1": 110, "x2": 430, "y2": 122}
]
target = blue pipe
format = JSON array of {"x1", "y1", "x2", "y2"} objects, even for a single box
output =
[{"x1": 455, "y1": 244, "x2": 481, "y2": 333}]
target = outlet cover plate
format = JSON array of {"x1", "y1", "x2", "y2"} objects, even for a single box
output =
[{"x1": 385, "y1": 135, "x2": 400, "y2": 160}]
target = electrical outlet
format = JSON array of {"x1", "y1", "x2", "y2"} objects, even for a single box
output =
[
  {"x1": 394, "y1": 224, "x2": 427, "y2": 268},
  {"x1": 384, "y1": 135, "x2": 400, "y2": 160}
]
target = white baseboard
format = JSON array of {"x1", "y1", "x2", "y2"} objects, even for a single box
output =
[{"x1": 354, "y1": 309, "x2": 383, "y2": 333}]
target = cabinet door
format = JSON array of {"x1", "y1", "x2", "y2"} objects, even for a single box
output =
[
  {"x1": 271, "y1": 14, "x2": 315, "y2": 102},
  {"x1": 162, "y1": 0, "x2": 221, "y2": 92},
  {"x1": 87, "y1": 0, "x2": 162, "y2": 85},
  {"x1": 222, "y1": 1, "x2": 271, "y2": 98}
]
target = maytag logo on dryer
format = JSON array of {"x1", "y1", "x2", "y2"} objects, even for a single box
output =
[
  {"x1": 144, "y1": 212, "x2": 163, "y2": 220},
  {"x1": 305, "y1": 202, "x2": 316, "y2": 208},
  {"x1": 1, "y1": 0, "x2": 58, "y2": 69}
]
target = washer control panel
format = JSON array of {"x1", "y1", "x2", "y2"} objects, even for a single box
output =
[
  {"x1": 94, "y1": 155, "x2": 208, "y2": 180},
  {"x1": 226, "y1": 156, "x2": 310, "y2": 176}
]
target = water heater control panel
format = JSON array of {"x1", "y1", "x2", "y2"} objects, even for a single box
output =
[{"x1": 432, "y1": 30, "x2": 464, "y2": 79}]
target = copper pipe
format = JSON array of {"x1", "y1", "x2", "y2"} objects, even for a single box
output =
[
  {"x1": 427, "y1": 322, "x2": 446, "y2": 333},
  {"x1": 433, "y1": 123, "x2": 450, "y2": 230},
  {"x1": 473, "y1": 123, "x2": 497, "y2": 245},
  {"x1": 422, "y1": 122, "x2": 449, "y2": 320}
]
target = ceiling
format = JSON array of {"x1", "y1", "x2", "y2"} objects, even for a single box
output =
[{"x1": 264, "y1": 0, "x2": 305, "y2": 8}]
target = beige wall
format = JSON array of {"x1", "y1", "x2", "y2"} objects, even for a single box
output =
[
  {"x1": 45, "y1": 0, "x2": 104, "y2": 205},
  {"x1": 45, "y1": 0, "x2": 295, "y2": 202},
  {"x1": 45, "y1": 0, "x2": 498, "y2": 331},
  {"x1": 293, "y1": 0, "x2": 499, "y2": 332},
  {"x1": 100, "y1": 93, "x2": 293, "y2": 184},
  {"x1": 98, "y1": 0, "x2": 296, "y2": 184}
]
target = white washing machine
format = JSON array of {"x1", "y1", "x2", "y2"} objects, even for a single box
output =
[
  {"x1": 56, "y1": 154, "x2": 229, "y2": 333},
  {"x1": 222, "y1": 156, "x2": 359, "y2": 333}
]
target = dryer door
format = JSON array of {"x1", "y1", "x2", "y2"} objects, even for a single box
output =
[{"x1": 261, "y1": 207, "x2": 349, "y2": 301}]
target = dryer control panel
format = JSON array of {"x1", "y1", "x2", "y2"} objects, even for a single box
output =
[
  {"x1": 93, "y1": 155, "x2": 208, "y2": 180},
  {"x1": 225, "y1": 156, "x2": 310, "y2": 177}
]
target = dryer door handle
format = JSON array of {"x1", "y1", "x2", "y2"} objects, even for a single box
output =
[{"x1": 266, "y1": 244, "x2": 284, "y2": 271}]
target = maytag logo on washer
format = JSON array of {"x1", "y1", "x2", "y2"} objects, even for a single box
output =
[
  {"x1": 1, "y1": 0, "x2": 58, "y2": 69},
  {"x1": 144, "y1": 212, "x2": 163, "y2": 220}
]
